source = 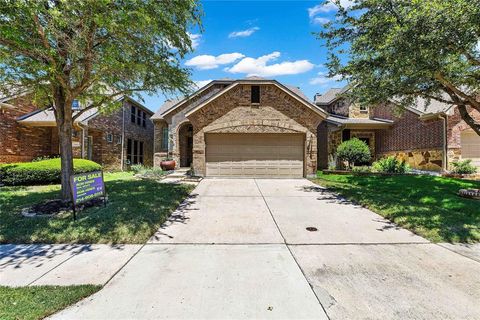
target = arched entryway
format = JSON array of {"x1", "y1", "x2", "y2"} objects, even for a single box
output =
[{"x1": 178, "y1": 122, "x2": 193, "y2": 167}]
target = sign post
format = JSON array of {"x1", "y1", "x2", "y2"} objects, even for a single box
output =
[{"x1": 70, "y1": 171, "x2": 107, "y2": 221}]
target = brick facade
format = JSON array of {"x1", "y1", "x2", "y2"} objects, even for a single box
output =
[
  {"x1": 87, "y1": 101, "x2": 154, "y2": 169},
  {"x1": 0, "y1": 96, "x2": 57, "y2": 162},
  {"x1": 320, "y1": 98, "x2": 480, "y2": 171},
  {"x1": 372, "y1": 104, "x2": 444, "y2": 153},
  {"x1": 187, "y1": 84, "x2": 323, "y2": 176},
  {"x1": 0, "y1": 96, "x2": 154, "y2": 170},
  {"x1": 154, "y1": 82, "x2": 325, "y2": 177}
]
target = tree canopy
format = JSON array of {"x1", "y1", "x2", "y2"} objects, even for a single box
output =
[
  {"x1": 318, "y1": 0, "x2": 480, "y2": 134},
  {"x1": 0, "y1": 0, "x2": 202, "y2": 199},
  {"x1": 0, "y1": 0, "x2": 201, "y2": 112}
]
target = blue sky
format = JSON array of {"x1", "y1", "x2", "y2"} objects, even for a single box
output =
[{"x1": 141, "y1": 0, "x2": 350, "y2": 112}]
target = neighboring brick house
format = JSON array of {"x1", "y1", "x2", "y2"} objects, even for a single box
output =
[
  {"x1": 152, "y1": 78, "x2": 327, "y2": 178},
  {"x1": 0, "y1": 94, "x2": 154, "y2": 169},
  {"x1": 315, "y1": 86, "x2": 480, "y2": 171}
]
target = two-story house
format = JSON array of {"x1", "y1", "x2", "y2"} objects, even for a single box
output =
[
  {"x1": 0, "y1": 94, "x2": 154, "y2": 169},
  {"x1": 315, "y1": 86, "x2": 480, "y2": 171}
]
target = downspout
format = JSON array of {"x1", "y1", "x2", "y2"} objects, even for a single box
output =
[
  {"x1": 440, "y1": 114, "x2": 448, "y2": 172},
  {"x1": 78, "y1": 122, "x2": 86, "y2": 159},
  {"x1": 120, "y1": 101, "x2": 126, "y2": 171}
]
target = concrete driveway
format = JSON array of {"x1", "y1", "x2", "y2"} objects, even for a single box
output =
[{"x1": 52, "y1": 178, "x2": 480, "y2": 320}]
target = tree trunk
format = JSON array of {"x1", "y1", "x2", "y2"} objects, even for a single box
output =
[
  {"x1": 58, "y1": 119, "x2": 74, "y2": 201},
  {"x1": 458, "y1": 104, "x2": 480, "y2": 136},
  {"x1": 54, "y1": 88, "x2": 75, "y2": 201}
]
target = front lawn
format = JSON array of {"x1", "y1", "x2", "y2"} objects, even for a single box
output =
[
  {"x1": 0, "y1": 172, "x2": 194, "y2": 243},
  {"x1": 0, "y1": 285, "x2": 100, "y2": 320},
  {"x1": 313, "y1": 172, "x2": 480, "y2": 243}
]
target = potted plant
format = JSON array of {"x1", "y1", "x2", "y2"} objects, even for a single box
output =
[{"x1": 160, "y1": 158, "x2": 176, "y2": 171}]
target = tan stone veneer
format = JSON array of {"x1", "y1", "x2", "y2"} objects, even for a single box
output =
[
  {"x1": 376, "y1": 149, "x2": 444, "y2": 171},
  {"x1": 186, "y1": 84, "x2": 324, "y2": 177}
]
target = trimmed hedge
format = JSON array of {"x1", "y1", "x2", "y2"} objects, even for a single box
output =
[{"x1": 0, "y1": 158, "x2": 101, "y2": 186}]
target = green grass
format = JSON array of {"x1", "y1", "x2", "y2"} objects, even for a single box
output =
[
  {"x1": 0, "y1": 285, "x2": 101, "y2": 320},
  {"x1": 313, "y1": 172, "x2": 480, "y2": 243},
  {"x1": 0, "y1": 172, "x2": 194, "y2": 243}
]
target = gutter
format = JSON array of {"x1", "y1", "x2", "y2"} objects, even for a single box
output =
[{"x1": 77, "y1": 122, "x2": 87, "y2": 159}]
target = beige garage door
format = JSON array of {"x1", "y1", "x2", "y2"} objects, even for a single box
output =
[
  {"x1": 206, "y1": 133, "x2": 304, "y2": 178},
  {"x1": 461, "y1": 130, "x2": 480, "y2": 167}
]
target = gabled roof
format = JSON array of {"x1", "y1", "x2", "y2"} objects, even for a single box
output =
[
  {"x1": 16, "y1": 96, "x2": 152, "y2": 127},
  {"x1": 318, "y1": 84, "x2": 454, "y2": 115},
  {"x1": 314, "y1": 88, "x2": 344, "y2": 105},
  {"x1": 151, "y1": 79, "x2": 234, "y2": 120},
  {"x1": 183, "y1": 79, "x2": 327, "y2": 118},
  {"x1": 18, "y1": 108, "x2": 99, "y2": 127}
]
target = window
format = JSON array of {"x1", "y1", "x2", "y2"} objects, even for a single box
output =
[
  {"x1": 126, "y1": 138, "x2": 144, "y2": 165},
  {"x1": 116, "y1": 135, "x2": 122, "y2": 145},
  {"x1": 130, "y1": 106, "x2": 136, "y2": 123},
  {"x1": 251, "y1": 85, "x2": 260, "y2": 104},
  {"x1": 161, "y1": 127, "x2": 169, "y2": 150},
  {"x1": 359, "y1": 105, "x2": 368, "y2": 113},
  {"x1": 106, "y1": 133, "x2": 113, "y2": 143},
  {"x1": 136, "y1": 108, "x2": 142, "y2": 125},
  {"x1": 130, "y1": 105, "x2": 147, "y2": 127}
]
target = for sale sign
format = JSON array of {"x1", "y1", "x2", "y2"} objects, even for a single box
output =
[{"x1": 70, "y1": 171, "x2": 105, "y2": 205}]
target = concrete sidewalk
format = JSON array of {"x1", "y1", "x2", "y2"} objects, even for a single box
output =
[{"x1": 0, "y1": 244, "x2": 141, "y2": 286}]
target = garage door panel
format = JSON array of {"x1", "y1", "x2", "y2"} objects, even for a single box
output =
[
  {"x1": 206, "y1": 133, "x2": 304, "y2": 178},
  {"x1": 461, "y1": 131, "x2": 480, "y2": 167}
]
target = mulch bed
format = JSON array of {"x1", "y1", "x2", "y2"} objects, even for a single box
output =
[{"x1": 22, "y1": 198, "x2": 104, "y2": 217}]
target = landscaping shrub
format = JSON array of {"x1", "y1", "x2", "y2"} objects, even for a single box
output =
[
  {"x1": 0, "y1": 158, "x2": 101, "y2": 186},
  {"x1": 351, "y1": 165, "x2": 372, "y2": 173},
  {"x1": 372, "y1": 156, "x2": 410, "y2": 173},
  {"x1": 130, "y1": 164, "x2": 165, "y2": 180},
  {"x1": 130, "y1": 164, "x2": 146, "y2": 174},
  {"x1": 451, "y1": 159, "x2": 477, "y2": 174},
  {"x1": 336, "y1": 138, "x2": 371, "y2": 169}
]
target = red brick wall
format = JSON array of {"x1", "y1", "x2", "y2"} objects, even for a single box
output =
[
  {"x1": 87, "y1": 101, "x2": 154, "y2": 169},
  {"x1": 372, "y1": 104, "x2": 443, "y2": 153},
  {"x1": 0, "y1": 96, "x2": 57, "y2": 163}
]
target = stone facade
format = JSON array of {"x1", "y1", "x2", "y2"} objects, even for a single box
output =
[
  {"x1": 153, "y1": 84, "x2": 227, "y2": 168},
  {"x1": 377, "y1": 149, "x2": 443, "y2": 171},
  {"x1": 154, "y1": 82, "x2": 325, "y2": 177},
  {"x1": 349, "y1": 103, "x2": 370, "y2": 119},
  {"x1": 0, "y1": 97, "x2": 154, "y2": 169}
]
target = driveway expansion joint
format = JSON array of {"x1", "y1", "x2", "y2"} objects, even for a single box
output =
[{"x1": 253, "y1": 178, "x2": 332, "y2": 320}]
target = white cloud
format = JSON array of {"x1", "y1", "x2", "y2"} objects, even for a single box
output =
[
  {"x1": 312, "y1": 17, "x2": 330, "y2": 25},
  {"x1": 193, "y1": 80, "x2": 213, "y2": 89},
  {"x1": 308, "y1": 0, "x2": 354, "y2": 16},
  {"x1": 228, "y1": 27, "x2": 260, "y2": 38},
  {"x1": 188, "y1": 33, "x2": 201, "y2": 49},
  {"x1": 226, "y1": 52, "x2": 314, "y2": 77},
  {"x1": 309, "y1": 72, "x2": 343, "y2": 85},
  {"x1": 185, "y1": 53, "x2": 245, "y2": 70}
]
